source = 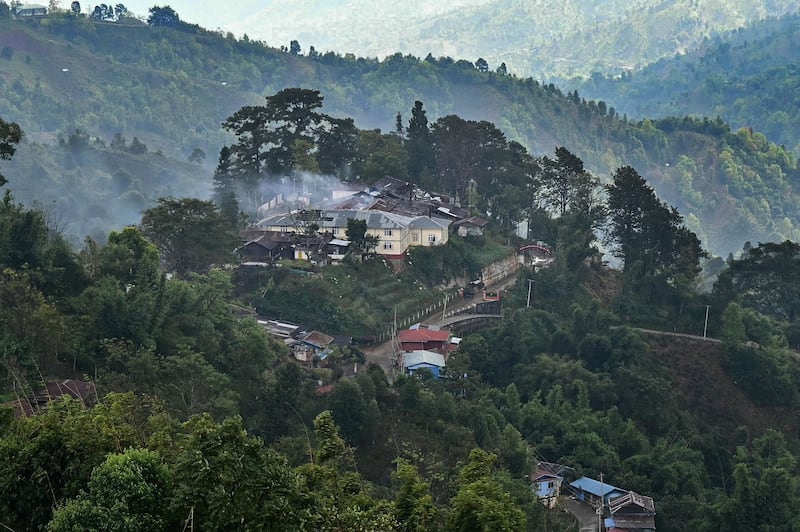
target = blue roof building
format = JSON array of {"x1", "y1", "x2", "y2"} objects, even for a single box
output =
[
  {"x1": 403, "y1": 350, "x2": 446, "y2": 378},
  {"x1": 569, "y1": 476, "x2": 626, "y2": 507}
]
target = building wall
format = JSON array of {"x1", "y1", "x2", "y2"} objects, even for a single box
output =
[
  {"x1": 370, "y1": 227, "x2": 410, "y2": 255},
  {"x1": 406, "y1": 363, "x2": 441, "y2": 378}
]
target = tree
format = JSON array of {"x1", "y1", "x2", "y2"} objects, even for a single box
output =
[
  {"x1": 0, "y1": 116, "x2": 22, "y2": 187},
  {"x1": 69, "y1": 1, "x2": 80, "y2": 15},
  {"x1": 316, "y1": 116, "x2": 358, "y2": 176},
  {"x1": 140, "y1": 197, "x2": 235, "y2": 277},
  {"x1": 716, "y1": 430, "x2": 800, "y2": 529},
  {"x1": 172, "y1": 414, "x2": 308, "y2": 531},
  {"x1": 496, "y1": 62, "x2": 508, "y2": 75},
  {"x1": 128, "y1": 136, "x2": 147, "y2": 154},
  {"x1": 188, "y1": 147, "x2": 205, "y2": 164},
  {"x1": 289, "y1": 39, "x2": 301, "y2": 54},
  {"x1": 146, "y1": 5, "x2": 179, "y2": 26},
  {"x1": 431, "y1": 116, "x2": 509, "y2": 208},
  {"x1": 393, "y1": 459, "x2": 438, "y2": 532},
  {"x1": 329, "y1": 378, "x2": 368, "y2": 443},
  {"x1": 345, "y1": 218, "x2": 368, "y2": 252},
  {"x1": 475, "y1": 57, "x2": 489, "y2": 72},
  {"x1": 539, "y1": 147, "x2": 600, "y2": 218},
  {"x1": 406, "y1": 100, "x2": 435, "y2": 181},
  {"x1": 606, "y1": 166, "x2": 706, "y2": 298},
  {"x1": 446, "y1": 449, "x2": 526, "y2": 531},
  {"x1": 221, "y1": 88, "x2": 328, "y2": 209},
  {"x1": 49, "y1": 449, "x2": 173, "y2": 532},
  {"x1": 714, "y1": 240, "x2": 800, "y2": 322},
  {"x1": 113, "y1": 2, "x2": 126, "y2": 18}
]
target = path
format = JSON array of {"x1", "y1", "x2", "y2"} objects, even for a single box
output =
[{"x1": 560, "y1": 497, "x2": 600, "y2": 532}]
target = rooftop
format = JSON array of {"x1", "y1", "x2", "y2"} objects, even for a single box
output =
[
  {"x1": 398, "y1": 328, "x2": 451, "y2": 343},
  {"x1": 569, "y1": 477, "x2": 624, "y2": 498},
  {"x1": 403, "y1": 350, "x2": 446, "y2": 368}
]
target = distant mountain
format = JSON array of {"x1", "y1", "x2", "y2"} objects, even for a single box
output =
[
  {"x1": 222, "y1": 0, "x2": 799, "y2": 79},
  {"x1": 565, "y1": 14, "x2": 800, "y2": 153},
  {"x1": 0, "y1": 15, "x2": 798, "y2": 254}
]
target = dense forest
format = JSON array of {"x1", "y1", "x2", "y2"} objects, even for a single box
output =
[
  {"x1": 570, "y1": 14, "x2": 800, "y2": 154},
  {"x1": 3, "y1": 69, "x2": 800, "y2": 528},
  {"x1": 1, "y1": 10, "x2": 800, "y2": 254}
]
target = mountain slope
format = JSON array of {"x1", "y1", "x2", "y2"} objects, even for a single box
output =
[
  {"x1": 219, "y1": 0, "x2": 800, "y2": 79},
  {"x1": 0, "y1": 16, "x2": 799, "y2": 254},
  {"x1": 566, "y1": 14, "x2": 800, "y2": 153}
]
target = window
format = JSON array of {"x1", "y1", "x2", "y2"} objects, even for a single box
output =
[
  {"x1": 331, "y1": 227, "x2": 338, "y2": 235},
  {"x1": 428, "y1": 234, "x2": 437, "y2": 243},
  {"x1": 383, "y1": 242, "x2": 393, "y2": 250},
  {"x1": 412, "y1": 233, "x2": 419, "y2": 242},
  {"x1": 548, "y1": 481, "x2": 554, "y2": 488},
  {"x1": 384, "y1": 229, "x2": 393, "y2": 237}
]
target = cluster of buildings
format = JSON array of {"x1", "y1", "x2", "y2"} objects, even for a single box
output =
[
  {"x1": 237, "y1": 178, "x2": 488, "y2": 267},
  {"x1": 397, "y1": 323, "x2": 460, "y2": 378},
  {"x1": 531, "y1": 464, "x2": 657, "y2": 531}
]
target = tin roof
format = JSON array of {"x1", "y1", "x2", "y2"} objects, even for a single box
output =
[
  {"x1": 398, "y1": 328, "x2": 450, "y2": 343},
  {"x1": 570, "y1": 477, "x2": 624, "y2": 498},
  {"x1": 403, "y1": 350, "x2": 446, "y2": 368}
]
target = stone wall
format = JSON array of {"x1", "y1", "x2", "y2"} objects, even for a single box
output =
[{"x1": 481, "y1": 253, "x2": 522, "y2": 285}]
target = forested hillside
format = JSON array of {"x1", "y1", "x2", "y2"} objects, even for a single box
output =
[
  {"x1": 3, "y1": 101, "x2": 800, "y2": 528},
  {"x1": 221, "y1": 0, "x2": 800, "y2": 80},
  {"x1": 1, "y1": 13, "x2": 799, "y2": 253},
  {"x1": 570, "y1": 14, "x2": 800, "y2": 154}
]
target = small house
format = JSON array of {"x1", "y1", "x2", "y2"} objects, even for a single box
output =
[
  {"x1": 14, "y1": 4, "x2": 48, "y2": 16},
  {"x1": 452, "y1": 216, "x2": 489, "y2": 237},
  {"x1": 403, "y1": 350, "x2": 446, "y2": 378},
  {"x1": 398, "y1": 326, "x2": 450, "y2": 352},
  {"x1": 531, "y1": 470, "x2": 563, "y2": 508},
  {"x1": 605, "y1": 491, "x2": 656, "y2": 532},
  {"x1": 236, "y1": 232, "x2": 294, "y2": 263},
  {"x1": 292, "y1": 330, "x2": 334, "y2": 362},
  {"x1": 326, "y1": 238, "x2": 350, "y2": 261},
  {"x1": 569, "y1": 477, "x2": 626, "y2": 508}
]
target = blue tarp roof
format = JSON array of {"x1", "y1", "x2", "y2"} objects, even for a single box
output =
[{"x1": 570, "y1": 477, "x2": 624, "y2": 498}]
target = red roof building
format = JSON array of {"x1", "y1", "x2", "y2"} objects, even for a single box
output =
[{"x1": 398, "y1": 327, "x2": 450, "y2": 352}]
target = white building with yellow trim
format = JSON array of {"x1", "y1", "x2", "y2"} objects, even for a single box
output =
[{"x1": 257, "y1": 209, "x2": 451, "y2": 258}]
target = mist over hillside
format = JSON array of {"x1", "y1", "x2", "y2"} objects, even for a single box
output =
[
  {"x1": 203, "y1": 0, "x2": 800, "y2": 79},
  {"x1": 1, "y1": 12, "x2": 799, "y2": 255},
  {"x1": 564, "y1": 14, "x2": 800, "y2": 154}
]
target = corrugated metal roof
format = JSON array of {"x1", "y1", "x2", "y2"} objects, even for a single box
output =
[
  {"x1": 258, "y1": 209, "x2": 421, "y2": 231},
  {"x1": 403, "y1": 350, "x2": 446, "y2": 368},
  {"x1": 398, "y1": 328, "x2": 450, "y2": 343},
  {"x1": 609, "y1": 491, "x2": 656, "y2": 514},
  {"x1": 409, "y1": 216, "x2": 451, "y2": 230},
  {"x1": 570, "y1": 477, "x2": 624, "y2": 498}
]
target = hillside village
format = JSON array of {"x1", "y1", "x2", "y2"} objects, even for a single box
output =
[{"x1": 3, "y1": 6, "x2": 800, "y2": 531}]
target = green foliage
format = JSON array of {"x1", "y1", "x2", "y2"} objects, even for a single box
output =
[
  {"x1": 607, "y1": 165, "x2": 706, "y2": 304},
  {"x1": 719, "y1": 303, "x2": 797, "y2": 407},
  {"x1": 49, "y1": 448, "x2": 172, "y2": 532},
  {"x1": 0, "y1": 115, "x2": 21, "y2": 187},
  {"x1": 172, "y1": 414, "x2": 309, "y2": 531},
  {"x1": 393, "y1": 459, "x2": 438, "y2": 532},
  {"x1": 2, "y1": 18, "x2": 797, "y2": 252},
  {"x1": 446, "y1": 449, "x2": 526, "y2": 532},
  {"x1": 140, "y1": 197, "x2": 236, "y2": 277},
  {"x1": 573, "y1": 14, "x2": 800, "y2": 153}
]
